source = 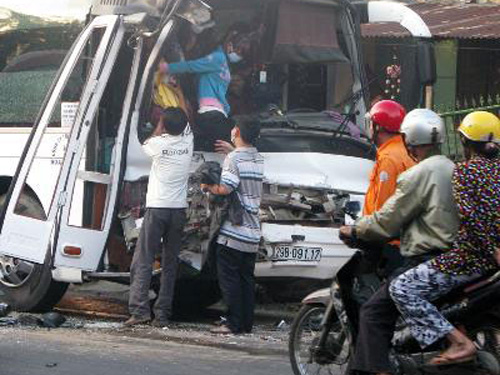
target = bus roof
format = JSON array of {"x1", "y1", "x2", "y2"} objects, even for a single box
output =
[{"x1": 89, "y1": 0, "x2": 342, "y2": 17}]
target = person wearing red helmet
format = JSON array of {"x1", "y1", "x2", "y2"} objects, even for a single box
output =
[
  {"x1": 363, "y1": 100, "x2": 415, "y2": 216},
  {"x1": 342, "y1": 109, "x2": 459, "y2": 375},
  {"x1": 340, "y1": 100, "x2": 416, "y2": 374}
]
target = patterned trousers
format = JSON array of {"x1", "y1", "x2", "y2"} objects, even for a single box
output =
[{"x1": 389, "y1": 261, "x2": 480, "y2": 348}]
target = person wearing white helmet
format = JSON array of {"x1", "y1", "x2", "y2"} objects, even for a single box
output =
[
  {"x1": 340, "y1": 108, "x2": 460, "y2": 375},
  {"x1": 389, "y1": 111, "x2": 500, "y2": 367}
]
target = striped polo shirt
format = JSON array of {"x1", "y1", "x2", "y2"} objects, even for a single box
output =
[{"x1": 217, "y1": 147, "x2": 264, "y2": 253}]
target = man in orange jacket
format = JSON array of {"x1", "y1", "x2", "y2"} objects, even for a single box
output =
[
  {"x1": 360, "y1": 100, "x2": 415, "y2": 274},
  {"x1": 363, "y1": 100, "x2": 415, "y2": 216},
  {"x1": 344, "y1": 100, "x2": 415, "y2": 375}
]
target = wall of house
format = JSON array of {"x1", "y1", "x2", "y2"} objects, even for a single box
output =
[
  {"x1": 361, "y1": 38, "x2": 423, "y2": 110},
  {"x1": 433, "y1": 40, "x2": 458, "y2": 110}
]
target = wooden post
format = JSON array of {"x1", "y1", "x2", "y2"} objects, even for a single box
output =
[{"x1": 425, "y1": 85, "x2": 433, "y2": 109}]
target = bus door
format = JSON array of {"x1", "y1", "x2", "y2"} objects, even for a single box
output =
[{"x1": 0, "y1": 15, "x2": 124, "y2": 268}]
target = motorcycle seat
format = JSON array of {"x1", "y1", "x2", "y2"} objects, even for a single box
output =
[
  {"x1": 434, "y1": 270, "x2": 500, "y2": 306},
  {"x1": 463, "y1": 270, "x2": 500, "y2": 294}
]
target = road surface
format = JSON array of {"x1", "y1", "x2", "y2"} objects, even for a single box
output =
[{"x1": 0, "y1": 328, "x2": 292, "y2": 375}]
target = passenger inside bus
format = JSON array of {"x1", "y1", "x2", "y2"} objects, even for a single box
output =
[
  {"x1": 158, "y1": 23, "x2": 256, "y2": 151},
  {"x1": 140, "y1": 0, "x2": 359, "y2": 152}
]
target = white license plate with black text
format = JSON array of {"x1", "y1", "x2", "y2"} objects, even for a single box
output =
[{"x1": 272, "y1": 245, "x2": 322, "y2": 262}]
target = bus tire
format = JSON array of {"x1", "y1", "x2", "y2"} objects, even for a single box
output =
[{"x1": 0, "y1": 193, "x2": 69, "y2": 312}]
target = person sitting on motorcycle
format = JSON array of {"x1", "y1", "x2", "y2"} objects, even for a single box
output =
[
  {"x1": 363, "y1": 100, "x2": 415, "y2": 216},
  {"x1": 339, "y1": 108, "x2": 460, "y2": 375},
  {"x1": 360, "y1": 100, "x2": 415, "y2": 276},
  {"x1": 389, "y1": 111, "x2": 500, "y2": 366}
]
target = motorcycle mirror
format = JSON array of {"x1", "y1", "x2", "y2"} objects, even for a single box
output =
[{"x1": 344, "y1": 201, "x2": 361, "y2": 220}]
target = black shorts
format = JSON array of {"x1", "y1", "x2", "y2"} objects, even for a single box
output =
[{"x1": 194, "y1": 110, "x2": 232, "y2": 151}]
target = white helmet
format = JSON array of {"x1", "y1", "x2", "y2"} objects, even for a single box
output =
[{"x1": 400, "y1": 109, "x2": 445, "y2": 146}]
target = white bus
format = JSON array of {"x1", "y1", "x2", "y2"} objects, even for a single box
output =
[{"x1": 0, "y1": 0, "x2": 433, "y2": 312}]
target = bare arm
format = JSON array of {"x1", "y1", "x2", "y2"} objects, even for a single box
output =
[
  {"x1": 151, "y1": 121, "x2": 164, "y2": 138},
  {"x1": 214, "y1": 140, "x2": 235, "y2": 155},
  {"x1": 200, "y1": 183, "x2": 231, "y2": 195},
  {"x1": 200, "y1": 154, "x2": 238, "y2": 196},
  {"x1": 141, "y1": 122, "x2": 165, "y2": 157}
]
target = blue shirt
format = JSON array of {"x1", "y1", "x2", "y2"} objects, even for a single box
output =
[{"x1": 168, "y1": 47, "x2": 231, "y2": 115}]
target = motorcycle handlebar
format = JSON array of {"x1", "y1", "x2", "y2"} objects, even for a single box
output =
[{"x1": 339, "y1": 233, "x2": 377, "y2": 253}]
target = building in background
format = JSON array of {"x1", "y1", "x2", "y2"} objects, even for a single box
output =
[{"x1": 362, "y1": 1, "x2": 500, "y2": 110}]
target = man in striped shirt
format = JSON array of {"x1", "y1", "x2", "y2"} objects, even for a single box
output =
[{"x1": 201, "y1": 117, "x2": 264, "y2": 334}]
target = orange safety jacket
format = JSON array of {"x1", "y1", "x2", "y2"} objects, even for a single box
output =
[{"x1": 363, "y1": 135, "x2": 416, "y2": 216}]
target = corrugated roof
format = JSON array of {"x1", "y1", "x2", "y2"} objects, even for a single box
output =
[{"x1": 361, "y1": 2, "x2": 500, "y2": 40}]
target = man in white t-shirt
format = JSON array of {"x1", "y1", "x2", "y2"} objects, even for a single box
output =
[{"x1": 125, "y1": 107, "x2": 193, "y2": 327}]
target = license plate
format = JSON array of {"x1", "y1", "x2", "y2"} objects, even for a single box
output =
[{"x1": 272, "y1": 245, "x2": 322, "y2": 262}]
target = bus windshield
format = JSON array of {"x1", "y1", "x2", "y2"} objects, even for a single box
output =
[{"x1": 0, "y1": 7, "x2": 82, "y2": 127}]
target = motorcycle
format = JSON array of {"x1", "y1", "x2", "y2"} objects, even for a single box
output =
[{"x1": 289, "y1": 203, "x2": 500, "y2": 375}]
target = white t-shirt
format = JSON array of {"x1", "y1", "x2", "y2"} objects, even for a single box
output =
[{"x1": 142, "y1": 125, "x2": 193, "y2": 208}]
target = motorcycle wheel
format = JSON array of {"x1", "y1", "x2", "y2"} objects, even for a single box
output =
[
  {"x1": 289, "y1": 304, "x2": 349, "y2": 375},
  {"x1": 471, "y1": 327, "x2": 500, "y2": 375},
  {"x1": 483, "y1": 328, "x2": 500, "y2": 361}
]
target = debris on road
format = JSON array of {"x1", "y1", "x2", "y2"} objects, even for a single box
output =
[
  {"x1": 0, "y1": 302, "x2": 10, "y2": 317},
  {"x1": 275, "y1": 320, "x2": 289, "y2": 331},
  {"x1": 83, "y1": 321, "x2": 123, "y2": 329},
  {"x1": 0, "y1": 282, "x2": 297, "y2": 356},
  {"x1": 41, "y1": 312, "x2": 66, "y2": 328},
  {"x1": 0, "y1": 317, "x2": 17, "y2": 326}
]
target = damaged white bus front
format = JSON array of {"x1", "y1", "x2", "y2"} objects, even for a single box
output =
[{"x1": 0, "y1": 0, "x2": 432, "y2": 311}]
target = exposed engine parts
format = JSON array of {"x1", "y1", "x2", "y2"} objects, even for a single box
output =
[{"x1": 119, "y1": 177, "x2": 353, "y2": 257}]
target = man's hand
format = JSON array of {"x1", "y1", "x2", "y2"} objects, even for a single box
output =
[
  {"x1": 200, "y1": 183, "x2": 231, "y2": 196},
  {"x1": 214, "y1": 140, "x2": 235, "y2": 155},
  {"x1": 339, "y1": 225, "x2": 354, "y2": 238},
  {"x1": 339, "y1": 225, "x2": 359, "y2": 248}
]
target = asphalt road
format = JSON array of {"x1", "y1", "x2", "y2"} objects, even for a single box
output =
[{"x1": 0, "y1": 328, "x2": 292, "y2": 375}]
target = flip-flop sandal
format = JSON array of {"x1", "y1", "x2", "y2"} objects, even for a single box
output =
[{"x1": 427, "y1": 353, "x2": 476, "y2": 367}]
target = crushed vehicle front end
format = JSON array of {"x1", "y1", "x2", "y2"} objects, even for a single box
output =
[
  {"x1": 252, "y1": 114, "x2": 374, "y2": 300},
  {"x1": 118, "y1": 0, "x2": 376, "y2": 304}
]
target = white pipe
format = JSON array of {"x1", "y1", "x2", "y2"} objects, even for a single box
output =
[{"x1": 368, "y1": 1, "x2": 431, "y2": 38}]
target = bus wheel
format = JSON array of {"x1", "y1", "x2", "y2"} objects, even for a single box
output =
[{"x1": 0, "y1": 193, "x2": 68, "y2": 312}]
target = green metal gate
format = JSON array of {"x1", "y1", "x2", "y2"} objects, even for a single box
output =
[{"x1": 436, "y1": 95, "x2": 500, "y2": 161}]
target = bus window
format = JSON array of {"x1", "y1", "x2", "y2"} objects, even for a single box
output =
[
  {"x1": 0, "y1": 69, "x2": 58, "y2": 128},
  {"x1": 0, "y1": 19, "x2": 81, "y2": 128},
  {"x1": 14, "y1": 27, "x2": 106, "y2": 221}
]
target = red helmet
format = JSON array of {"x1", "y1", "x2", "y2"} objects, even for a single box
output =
[{"x1": 369, "y1": 100, "x2": 406, "y2": 133}]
